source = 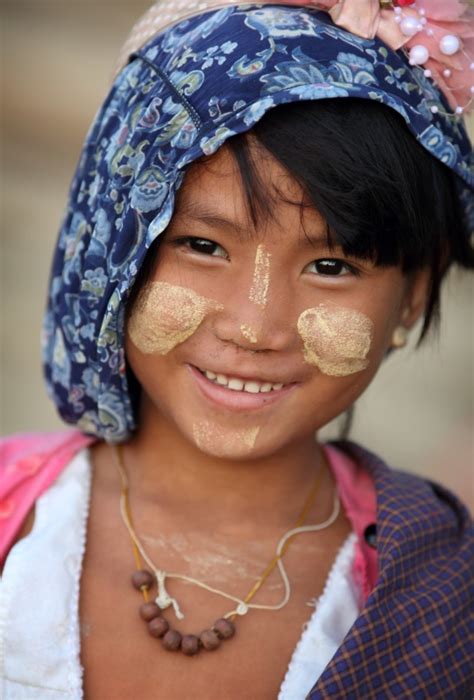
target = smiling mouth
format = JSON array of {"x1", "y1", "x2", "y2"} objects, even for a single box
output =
[{"x1": 197, "y1": 368, "x2": 285, "y2": 394}]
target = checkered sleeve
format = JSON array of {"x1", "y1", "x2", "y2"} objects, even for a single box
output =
[{"x1": 307, "y1": 442, "x2": 473, "y2": 700}]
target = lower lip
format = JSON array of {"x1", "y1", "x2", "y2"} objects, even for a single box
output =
[{"x1": 188, "y1": 365, "x2": 297, "y2": 412}]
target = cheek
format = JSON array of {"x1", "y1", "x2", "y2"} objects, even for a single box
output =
[
  {"x1": 297, "y1": 303, "x2": 374, "y2": 377},
  {"x1": 193, "y1": 420, "x2": 260, "y2": 458},
  {"x1": 127, "y1": 281, "x2": 222, "y2": 355}
]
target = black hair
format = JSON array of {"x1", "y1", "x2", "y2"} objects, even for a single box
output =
[
  {"x1": 228, "y1": 99, "x2": 473, "y2": 341},
  {"x1": 127, "y1": 98, "x2": 473, "y2": 342}
]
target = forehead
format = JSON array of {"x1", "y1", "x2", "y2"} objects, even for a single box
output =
[{"x1": 173, "y1": 141, "x2": 327, "y2": 242}]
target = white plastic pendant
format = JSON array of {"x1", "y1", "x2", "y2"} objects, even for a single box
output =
[{"x1": 155, "y1": 570, "x2": 185, "y2": 620}]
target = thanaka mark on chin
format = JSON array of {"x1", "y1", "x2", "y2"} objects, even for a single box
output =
[{"x1": 193, "y1": 421, "x2": 260, "y2": 457}]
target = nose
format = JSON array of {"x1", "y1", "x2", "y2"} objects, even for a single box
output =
[{"x1": 211, "y1": 281, "x2": 295, "y2": 353}]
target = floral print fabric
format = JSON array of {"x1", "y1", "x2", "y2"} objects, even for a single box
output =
[{"x1": 43, "y1": 5, "x2": 474, "y2": 441}]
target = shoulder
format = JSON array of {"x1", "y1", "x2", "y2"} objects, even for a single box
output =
[
  {"x1": 1, "y1": 429, "x2": 97, "y2": 502},
  {"x1": 316, "y1": 442, "x2": 473, "y2": 697},
  {"x1": 333, "y1": 439, "x2": 473, "y2": 604},
  {"x1": 333, "y1": 439, "x2": 473, "y2": 535},
  {"x1": 1, "y1": 429, "x2": 94, "y2": 466},
  {"x1": 0, "y1": 430, "x2": 96, "y2": 565}
]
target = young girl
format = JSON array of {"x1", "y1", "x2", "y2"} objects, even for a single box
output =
[{"x1": 1, "y1": 1, "x2": 473, "y2": 698}]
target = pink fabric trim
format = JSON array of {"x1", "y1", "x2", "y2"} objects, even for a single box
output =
[
  {"x1": 323, "y1": 444, "x2": 378, "y2": 604},
  {"x1": 0, "y1": 430, "x2": 96, "y2": 566}
]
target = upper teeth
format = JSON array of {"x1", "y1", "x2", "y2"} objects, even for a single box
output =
[{"x1": 204, "y1": 370, "x2": 284, "y2": 393}]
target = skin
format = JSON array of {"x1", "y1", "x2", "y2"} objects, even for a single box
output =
[
  {"x1": 193, "y1": 420, "x2": 260, "y2": 456},
  {"x1": 297, "y1": 302, "x2": 374, "y2": 376},
  {"x1": 128, "y1": 281, "x2": 223, "y2": 355},
  {"x1": 240, "y1": 323, "x2": 258, "y2": 343},
  {"x1": 81, "y1": 144, "x2": 429, "y2": 698},
  {"x1": 249, "y1": 243, "x2": 272, "y2": 308}
]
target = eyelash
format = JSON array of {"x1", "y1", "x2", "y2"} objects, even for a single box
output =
[
  {"x1": 172, "y1": 236, "x2": 359, "y2": 277},
  {"x1": 172, "y1": 236, "x2": 228, "y2": 259},
  {"x1": 305, "y1": 259, "x2": 359, "y2": 277}
]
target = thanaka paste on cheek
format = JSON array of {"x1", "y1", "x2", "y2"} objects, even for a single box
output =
[
  {"x1": 249, "y1": 244, "x2": 271, "y2": 309},
  {"x1": 240, "y1": 324, "x2": 258, "y2": 344},
  {"x1": 193, "y1": 421, "x2": 260, "y2": 457},
  {"x1": 297, "y1": 303, "x2": 373, "y2": 377},
  {"x1": 128, "y1": 281, "x2": 222, "y2": 355}
]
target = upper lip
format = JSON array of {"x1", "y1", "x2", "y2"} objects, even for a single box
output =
[{"x1": 194, "y1": 364, "x2": 298, "y2": 386}]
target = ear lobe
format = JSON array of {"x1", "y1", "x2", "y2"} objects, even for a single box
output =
[{"x1": 401, "y1": 268, "x2": 431, "y2": 330}]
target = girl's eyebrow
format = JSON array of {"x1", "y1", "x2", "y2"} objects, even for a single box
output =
[
  {"x1": 173, "y1": 201, "x2": 249, "y2": 236},
  {"x1": 300, "y1": 232, "x2": 332, "y2": 248},
  {"x1": 174, "y1": 200, "x2": 331, "y2": 246}
]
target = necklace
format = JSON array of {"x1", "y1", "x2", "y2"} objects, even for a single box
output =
[{"x1": 114, "y1": 444, "x2": 340, "y2": 656}]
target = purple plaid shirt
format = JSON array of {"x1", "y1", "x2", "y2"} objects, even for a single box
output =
[{"x1": 309, "y1": 441, "x2": 473, "y2": 699}]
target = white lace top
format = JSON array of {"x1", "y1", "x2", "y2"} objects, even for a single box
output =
[{"x1": 0, "y1": 451, "x2": 360, "y2": 699}]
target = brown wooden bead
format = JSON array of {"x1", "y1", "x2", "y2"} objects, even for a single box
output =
[
  {"x1": 148, "y1": 616, "x2": 169, "y2": 638},
  {"x1": 162, "y1": 629, "x2": 182, "y2": 651},
  {"x1": 132, "y1": 569, "x2": 154, "y2": 591},
  {"x1": 139, "y1": 602, "x2": 161, "y2": 622},
  {"x1": 213, "y1": 618, "x2": 235, "y2": 640},
  {"x1": 181, "y1": 634, "x2": 200, "y2": 656},
  {"x1": 200, "y1": 629, "x2": 221, "y2": 651}
]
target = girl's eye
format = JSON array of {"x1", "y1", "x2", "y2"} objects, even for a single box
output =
[
  {"x1": 306, "y1": 259, "x2": 355, "y2": 277},
  {"x1": 174, "y1": 236, "x2": 228, "y2": 258}
]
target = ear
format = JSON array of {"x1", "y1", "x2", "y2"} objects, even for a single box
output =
[{"x1": 400, "y1": 267, "x2": 431, "y2": 329}]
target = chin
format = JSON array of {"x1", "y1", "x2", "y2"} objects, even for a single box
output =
[{"x1": 191, "y1": 420, "x2": 261, "y2": 460}]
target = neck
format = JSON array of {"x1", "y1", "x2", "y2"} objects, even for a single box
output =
[{"x1": 118, "y1": 402, "x2": 331, "y2": 533}]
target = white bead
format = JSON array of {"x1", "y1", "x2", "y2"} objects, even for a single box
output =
[
  {"x1": 409, "y1": 45, "x2": 429, "y2": 65},
  {"x1": 430, "y1": 105, "x2": 439, "y2": 114},
  {"x1": 419, "y1": 8, "x2": 426, "y2": 16},
  {"x1": 420, "y1": 17, "x2": 427, "y2": 25},
  {"x1": 443, "y1": 69, "x2": 452, "y2": 78},
  {"x1": 424, "y1": 69, "x2": 432, "y2": 78},
  {"x1": 426, "y1": 28, "x2": 434, "y2": 37},
  {"x1": 455, "y1": 106, "x2": 464, "y2": 114},
  {"x1": 400, "y1": 16, "x2": 420, "y2": 37},
  {"x1": 439, "y1": 34, "x2": 461, "y2": 56},
  {"x1": 394, "y1": 6, "x2": 402, "y2": 14},
  {"x1": 470, "y1": 85, "x2": 474, "y2": 94},
  {"x1": 395, "y1": 15, "x2": 402, "y2": 23},
  {"x1": 469, "y1": 62, "x2": 474, "y2": 70}
]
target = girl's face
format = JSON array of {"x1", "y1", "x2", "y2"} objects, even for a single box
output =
[{"x1": 126, "y1": 145, "x2": 428, "y2": 459}]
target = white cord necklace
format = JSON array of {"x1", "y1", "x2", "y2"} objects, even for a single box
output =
[{"x1": 115, "y1": 444, "x2": 340, "y2": 621}]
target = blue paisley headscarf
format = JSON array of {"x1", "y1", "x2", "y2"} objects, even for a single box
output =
[{"x1": 42, "y1": 5, "x2": 473, "y2": 442}]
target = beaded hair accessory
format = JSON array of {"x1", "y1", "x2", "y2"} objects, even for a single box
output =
[{"x1": 117, "y1": 0, "x2": 474, "y2": 115}]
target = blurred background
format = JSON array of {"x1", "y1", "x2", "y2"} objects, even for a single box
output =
[{"x1": 1, "y1": 1, "x2": 473, "y2": 509}]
